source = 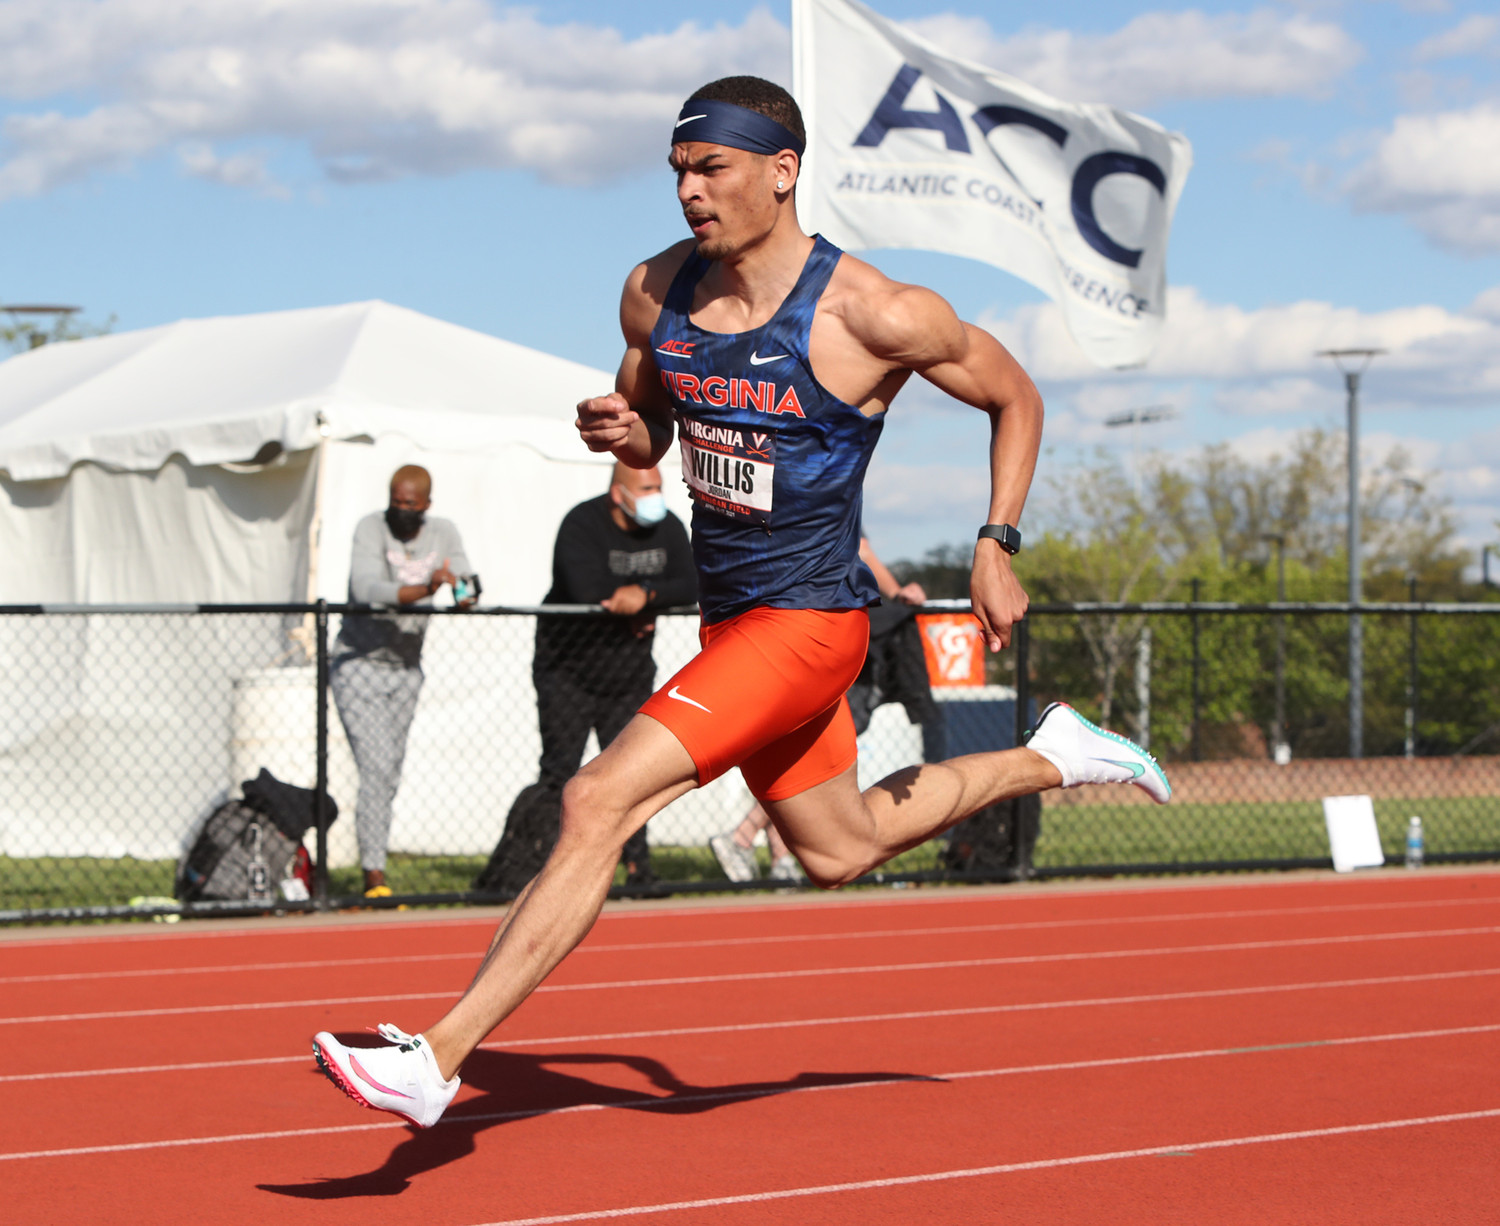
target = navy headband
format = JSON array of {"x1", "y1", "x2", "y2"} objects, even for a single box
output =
[{"x1": 672, "y1": 99, "x2": 805, "y2": 157}]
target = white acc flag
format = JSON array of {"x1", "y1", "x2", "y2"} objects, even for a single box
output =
[{"x1": 792, "y1": 0, "x2": 1193, "y2": 369}]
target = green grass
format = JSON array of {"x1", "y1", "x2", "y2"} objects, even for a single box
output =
[
  {"x1": 4, "y1": 794, "x2": 1495, "y2": 917},
  {"x1": 1034, "y1": 795, "x2": 1498, "y2": 867},
  {"x1": 0, "y1": 856, "x2": 176, "y2": 914}
]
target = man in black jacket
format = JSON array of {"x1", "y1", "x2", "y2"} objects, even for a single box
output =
[{"x1": 477, "y1": 463, "x2": 696, "y2": 893}]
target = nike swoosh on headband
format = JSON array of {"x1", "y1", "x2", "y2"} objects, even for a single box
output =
[{"x1": 675, "y1": 114, "x2": 707, "y2": 128}]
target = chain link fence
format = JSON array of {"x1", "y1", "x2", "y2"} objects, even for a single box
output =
[{"x1": 2, "y1": 600, "x2": 1496, "y2": 921}]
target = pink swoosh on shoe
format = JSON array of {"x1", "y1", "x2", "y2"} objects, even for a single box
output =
[{"x1": 349, "y1": 1052, "x2": 413, "y2": 1099}]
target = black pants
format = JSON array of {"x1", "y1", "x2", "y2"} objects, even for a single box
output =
[{"x1": 476, "y1": 664, "x2": 652, "y2": 894}]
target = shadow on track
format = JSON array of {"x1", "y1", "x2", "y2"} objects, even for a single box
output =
[{"x1": 259, "y1": 1041, "x2": 936, "y2": 1199}]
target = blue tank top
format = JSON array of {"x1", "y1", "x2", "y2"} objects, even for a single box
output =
[{"x1": 650, "y1": 236, "x2": 884, "y2": 624}]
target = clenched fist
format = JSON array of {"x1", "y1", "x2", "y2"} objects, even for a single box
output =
[{"x1": 576, "y1": 393, "x2": 640, "y2": 453}]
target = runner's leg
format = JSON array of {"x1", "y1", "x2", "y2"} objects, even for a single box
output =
[
  {"x1": 423, "y1": 713, "x2": 697, "y2": 1078},
  {"x1": 765, "y1": 750, "x2": 1061, "y2": 888}
]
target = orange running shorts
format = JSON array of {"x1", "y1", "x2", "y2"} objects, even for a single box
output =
[{"x1": 639, "y1": 606, "x2": 870, "y2": 802}]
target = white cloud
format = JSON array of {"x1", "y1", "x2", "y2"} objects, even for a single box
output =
[
  {"x1": 0, "y1": 3, "x2": 1369, "y2": 200},
  {"x1": 982, "y1": 285, "x2": 1500, "y2": 397},
  {"x1": 1344, "y1": 104, "x2": 1500, "y2": 253},
  {"x1": 1413, "y1": 15, "x2": 1500, "y2": 61},
  {"x1": 864, "y1": 460, "x2": 991, "y2": 518},
  {"x1": 0, "y1": 0, "x2": 790, "y2": 197},
  {"x1": 178, "y1": 142, "x2": 289, "y2": 198},
  {"x1": 971, "y1": 286, "x2": 1500, "y2": 563},
  {"x1": 1212, "y1": 377, "x2": 1329, "y2": 417},
  {"x1": 904, "y1": 7, "x2": 1361, "y2": 109},
  {"x1": 1469, "y1": 287, "x2": 1500, "y2": 321}
]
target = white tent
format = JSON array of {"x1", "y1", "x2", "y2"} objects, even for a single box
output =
[
  {"x1": 0, "y1": 302, "x2": 928, "y2": 877},
  {"x1": 0, "y1": 298, "x2": 700, "y2": 605},
  {"x1": 0, "y1": 302, "x2": 786, "y2": 870}
]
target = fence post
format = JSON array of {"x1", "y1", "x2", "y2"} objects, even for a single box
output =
[
  {"x1": 1406, "y1": 576, "x2": 1419, "y2": 759},
  {"x1": 1190, "y1": 578, "x2": 1202, "y2": 762},
  {"x1": 1011, "y1": 615, "x2": 1033, "y2": 879},
  {"x1": 1013, "y1": 615, "x2": 1031, "y2": 748},
  {"x1": 314, "y1": 598, "x2": 330, "y2": 908}
]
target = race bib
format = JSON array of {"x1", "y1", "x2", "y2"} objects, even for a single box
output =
[{"x1": 678, "y1": 417, "x2": 775, "y2": 525}]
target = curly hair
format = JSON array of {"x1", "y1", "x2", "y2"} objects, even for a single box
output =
[{"x1": 686, "y1": 76, "x2": 806, "y2": 145}]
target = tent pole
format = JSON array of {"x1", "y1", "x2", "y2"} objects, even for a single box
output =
[
  {"x1": 298, "y1": 417, "x2": 332, "y2": 662},
  {"x1": 305, "y1": 416, "x2": 331, "y2": 606}
]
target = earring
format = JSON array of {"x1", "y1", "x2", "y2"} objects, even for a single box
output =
[{"x1": 777, "y1": 180, "x2": 785, "y2": 190}]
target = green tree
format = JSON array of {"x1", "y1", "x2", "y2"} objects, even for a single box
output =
[
  {"x1": 1, "y1": 310, "x2": 114, "y2": 354},
  {"x1": 892, "y1": 429, "x2": 1485, "y2": 760}
]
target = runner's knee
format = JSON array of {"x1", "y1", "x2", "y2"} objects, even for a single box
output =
[
  {"x1": 558, "y1": 769, "x2": 635, "y2": 847},
  {"x1": 794, "y1": 849, "x2": 866, "y2": 890}
]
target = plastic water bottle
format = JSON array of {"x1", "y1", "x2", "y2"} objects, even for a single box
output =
[
  {"x1": 247, "y1": 823, "x2": 273, "y2": 902},
  {"x1": 1405, "y1": 817, "x2": 1424, "y2": 870}
]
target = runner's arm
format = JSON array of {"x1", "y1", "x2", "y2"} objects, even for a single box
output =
[
  {"x1": 576, "y1": 261, "x2": 677, "y2": 468},
  {"x1": 858, "y1": 286, "x2": 1043, "y2": 651}
]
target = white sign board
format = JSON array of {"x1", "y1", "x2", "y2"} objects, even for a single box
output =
[{"x1": 1322, "y1": 794, "x2": 1385, "y2": 873}]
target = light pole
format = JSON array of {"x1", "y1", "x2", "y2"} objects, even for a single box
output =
[
  {"x1": 1397, "y1": 478, "x2": 1423, "y2": 761},
  {"x1": 1318, "y1": 348, "x2": 1384, "y2": 759},
  {"x1": 1261, "y1": 532, "x2": 1289, "y2": 764},
  {"x1": 0, "y1": 303, "x2": 81, "y2": 349},
  {"x1": 1104, "y1": 405, "x2": 1177, "y2": 501}
]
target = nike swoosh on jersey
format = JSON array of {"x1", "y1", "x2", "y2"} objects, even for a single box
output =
[
  {"x1": 667, "y1": 685, "x2": 712, "y2": 713},
  {"x1": 749, "y1": 352, "x2": 789, "y2": 365},
  {"x1": 675, "y1": 114, "x2": 707, "y2": 128},
  {"x1": 1093, "y1": 758, "x2": 1146, "y2": 779}
]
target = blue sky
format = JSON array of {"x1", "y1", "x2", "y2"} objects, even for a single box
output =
[{"x1": 2, "y1": 0, "x2": 1497, "y2": 567}]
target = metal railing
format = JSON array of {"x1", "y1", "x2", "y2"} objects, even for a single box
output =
[{"x1": 2, "y1": 599, "x2": 1496, "y2": 922}]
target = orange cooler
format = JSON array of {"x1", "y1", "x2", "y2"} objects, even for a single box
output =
[{"x1": 916, "y1": 612, "x2": 986, "y2": 688}]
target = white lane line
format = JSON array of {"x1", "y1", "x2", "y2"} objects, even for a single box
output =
[
  {"x1": 3, "y1": 1024, "x2": 1496, "y2": 1163},
  {"x1": 7, "y1": 924, "x2": 1499, "y2": 1026},
  {"x1": 463, "y1": 1108, "x2": 1500, "y2": 1226},
  {"x1": 7, "y1": 895, "x2": 1496, "y2": 986},
  {"x1": 4, "y1": 967, "x2": 1497, "y2": 1084},
  {"x1": 6, "y1": 876, "x2": 1496, "y2": 953}
]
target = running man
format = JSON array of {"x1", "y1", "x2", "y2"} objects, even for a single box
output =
[{"x1": 314, "y1": 75, "x2": 1170, "y2": 1129}]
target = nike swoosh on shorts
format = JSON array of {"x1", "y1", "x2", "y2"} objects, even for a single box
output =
[
  {"x1": 749, "y1": 352, "x2": 788, "y2": 365},
  {"x1": 667, "y1": 685, "x2": 712, "y2": 713}
]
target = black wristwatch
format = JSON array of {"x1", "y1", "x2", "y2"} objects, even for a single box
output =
[{"x1": 977, "y1": 523, "x2": 1022, "y2": 555}]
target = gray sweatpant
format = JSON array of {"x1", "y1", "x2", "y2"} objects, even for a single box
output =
[{"x1": 330, "y1": 655, "x2": 424, "y2": 872}]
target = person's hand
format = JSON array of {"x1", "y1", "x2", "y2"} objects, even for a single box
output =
[
  {"x1": 428, "y1": 559, "x2": 458, "y2": 595},
  {"x1": 576, "y1": 393, "x2": 640, "y2": 453},
  {"x1": 601, "y1": 584, "x2": 649, "y2": 616},
  {"x1": 894, "y1": 581, "x2": 927, "y2": 606},
  {"x1": 970, "y1": 543, "x2": 1028, "y2": 652}
]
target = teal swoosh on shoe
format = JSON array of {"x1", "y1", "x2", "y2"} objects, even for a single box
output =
[{"x1": 1093, "y1": 758, "x2": 1146, "y2": 779}]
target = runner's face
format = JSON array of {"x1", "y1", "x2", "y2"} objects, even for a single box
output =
[{"x1": 671, "y1": 142, "x2": 778, "y2": 260}]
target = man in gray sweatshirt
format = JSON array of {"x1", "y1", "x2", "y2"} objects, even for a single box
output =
[{"x1": 331, "y1": 464, "x2": 474, "y2": 896}]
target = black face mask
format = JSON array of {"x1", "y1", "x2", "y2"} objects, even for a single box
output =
[{"x1": 385, "y1": 506, "x2": 425, "y2": 538}]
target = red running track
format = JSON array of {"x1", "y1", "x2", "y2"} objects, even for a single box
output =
[{"x1": 2, "y1": 870, "x2": 1498, "y2": 1224}]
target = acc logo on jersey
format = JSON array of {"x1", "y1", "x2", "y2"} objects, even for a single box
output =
[
  {"x1": 656, "y1": 339, "x2": 697, "y2": 358},
  {"x1": 660, "y1": 371, "x2": 805, "y2": 418}
]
